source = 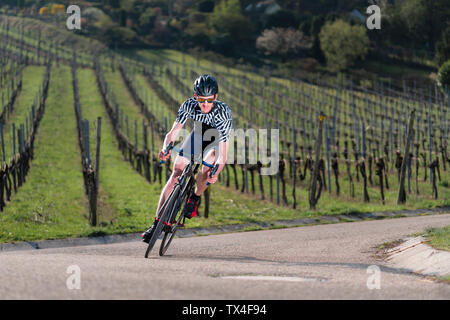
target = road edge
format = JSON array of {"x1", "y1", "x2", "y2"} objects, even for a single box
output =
[{"x1": 383, "y1": 236, "x2": 450, "y2": 279}]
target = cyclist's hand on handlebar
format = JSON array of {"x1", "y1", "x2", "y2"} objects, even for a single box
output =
[
  {"x1": 206, "y1": 171, "x2": 218, "y2": 185},
  {"x1": 159, "y1": 148, "x2": 171, "y2": 162}
]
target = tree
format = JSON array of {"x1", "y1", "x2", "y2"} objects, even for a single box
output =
[
  {"x1": 380, "y1": 2, "x2": 410, "y2": 47},
  {"x1": 310, "y1": 15, "x2": 324, "y2": 36},
  {"x1": 398, "y1": 0, "x2": 427, "y2": 44},
  {"x1": 256, "y1": 28, "x2": 311, "y2": 62},
  {"x1": 209, "y1": 0, "x2": 254, "y2": 45},
  {"x1": 139, "y1": 7, "x2": 159, "y2": 31},
  {"x1": 396, "y1": 0, "x2": 449, "y2": 49},
  {"x1": 436, "y1": 27, "x2": 450, "y2": 66},
  {"x1": 298, "y1": 15, "x2": 312, "y2": 36},
  {"x1": 437, "y1": 60, "x2": 450, "y2": 91},
  {"x1": 319, "y1": 19, "x2": 369, "y2": 72}
]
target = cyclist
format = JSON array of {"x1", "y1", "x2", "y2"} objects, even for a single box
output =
[{"x1": 142, "y1": 74, "x2": 233, "y2": 243}]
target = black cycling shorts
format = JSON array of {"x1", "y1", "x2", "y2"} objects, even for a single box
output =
[{"x1": 179, "y1": 123, "x2": 219, "y2": 161}]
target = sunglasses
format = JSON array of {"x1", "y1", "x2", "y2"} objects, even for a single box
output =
[{"x1": 197, "y1": 97, "x2": 215, "y2": 103}]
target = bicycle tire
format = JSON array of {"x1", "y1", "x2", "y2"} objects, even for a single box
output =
[
  {"x1": 159, "y1": 223, "x2": 177, "y2": 256},
  {"x1": 159, "y1": 193, "x2": 188, "y2": 256},
  {"x1": 145, "y1": 185, "x2": 181, "y2": 258},
  {"x1": 159, "y1": 182, "x2": 194, "y2": 256}
]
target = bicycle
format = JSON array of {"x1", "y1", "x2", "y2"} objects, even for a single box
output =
[{"x1": 144, "y1": 142, "x2": 218, "y2": 258}]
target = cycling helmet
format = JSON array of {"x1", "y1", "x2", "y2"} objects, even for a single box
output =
[{"x1": 193, "y1": 74, "x2": 218, "y2": 96}]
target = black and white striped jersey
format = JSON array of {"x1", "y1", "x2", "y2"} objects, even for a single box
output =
[{"x1": 176, "y1": 97, "x2": 233, "y2": 143}]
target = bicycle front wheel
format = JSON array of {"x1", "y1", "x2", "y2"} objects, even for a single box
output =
[
  {"x1": 159, "y1": 182, "x2": 194, "y2": 256},
  {"x1": 145, "y1": 185, "x2": 181, "y2": 258},
  {"x1": 159, "y1": 210, "x2": 183, "y2": 256}
]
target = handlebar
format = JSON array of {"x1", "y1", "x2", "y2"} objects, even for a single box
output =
[{"x1": 160, "y1": 142, "x2": 219, "y2": 186}]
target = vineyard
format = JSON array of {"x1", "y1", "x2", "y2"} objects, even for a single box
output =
[{"x1": 0, "y1": 15, "x2": 448, "y2": 243}]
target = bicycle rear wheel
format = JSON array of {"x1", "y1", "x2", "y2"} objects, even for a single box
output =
[{"x1": 144, "y1": 185, "x2": 180, "y2": 258}]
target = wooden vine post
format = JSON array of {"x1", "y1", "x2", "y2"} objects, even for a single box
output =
[
  {"x1": 91, "y1": 117, "x2": 102, "y2": 227},
  {"x1": 397, "y1": 109, "x2": 415, "y2": 204},
  {"x1": 309, "y1": 112, "x2": 325, "y2": 210}
]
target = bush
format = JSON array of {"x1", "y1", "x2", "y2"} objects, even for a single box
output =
[
  {"x1": 189, "y1": 12, "x2": 209, "y2": 24},
  {"x1": 210, "y1": 0, "x2": 254, "y2": 45},
  {"x1": 256, "y1": 28, "x2": 311, "y2": 62},
  {"x1": 139, "y1": 8, "x2": 159, "y2": 30},
  {"x1": 435, "y1": 27, "x2": 450, "y2": 65},
  {"x1": 319, "y1": 19, "x2": 369, "y2": 72},
  {"x1": 437, "y1": 60, "x2": 450, "y2": 91},
  {"x1": 106, "y1": 26, "x2": 137, "y2": 46}
]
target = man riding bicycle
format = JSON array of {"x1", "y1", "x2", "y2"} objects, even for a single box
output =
[{"x1": 142, "y1": 74, "x2": 233, "y2": 243}]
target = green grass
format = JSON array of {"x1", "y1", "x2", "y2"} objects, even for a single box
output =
[
  {"x1": 435, "y1": 276, "x2": 450, "y2": 283},
  {"x1": 134, "y1": 72, "x2": 176, "y2": 132},
  {"x1": 361, "y1": 59, "x2": 433, "y2": 80},
  {"x1": 377, "y1": 239, "x2": 404, "y2": 250},
  {"x1": 102, "y1": 67, "x2": 164, "y2": 151},
  {"x1": 76, "y1": 67, "x2": 163, "y2": 233},
  {"x1": 1, "y1": 65, "x2": 45, "y2": 161},
  {"x1": 0, "y1": 65, "x2": 90, "y2": 242},
  {"x1": 424, "y1": 225, "x2": 450, "y2": 251},
  {"x1": 0, "y1": 15, "x2": 101, "y2": 66}
]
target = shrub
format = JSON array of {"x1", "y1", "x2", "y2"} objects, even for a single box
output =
[
  {"x1": 256, "y1": 28, "x2": 311, "y2": 62},
  {"x1": 319, "y1": 19, "x2": 369, "y2": 72},
  {"x1": 435, "y1": 27, "x2": 450, "y2": 65},
  {"x1": 437, "y1": 60, "x2": 450, "y2": 91}
]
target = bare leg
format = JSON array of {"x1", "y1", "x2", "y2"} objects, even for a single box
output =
[
  {"x1": 194, "y1": 149, "x2": 217, "y2": 196},
  {"x1": 155, "y1": 155, "x2": 189, "y2": 218}
]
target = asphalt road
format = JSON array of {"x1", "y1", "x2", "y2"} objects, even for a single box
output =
[{"x1": 0, "y1": 214, "x2": 449, "y2": 300}]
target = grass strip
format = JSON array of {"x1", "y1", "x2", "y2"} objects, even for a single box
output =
[
  {"x1": 1, "y1": 65, "x2": 45, "y2": 160},
  {"x1": 77, "y1": 67, "x2": 163, "y2": 233},
  {"x1": 424, "y1": 225, "x2": 450, "y2": 251},
  {"x1": 0, "y1": 65, "x2": 89, "y2": 242}
]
